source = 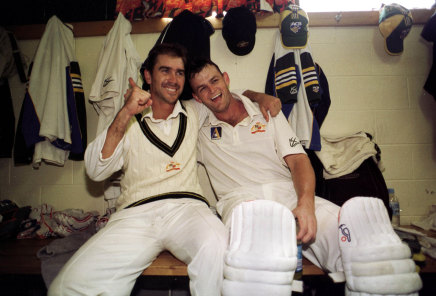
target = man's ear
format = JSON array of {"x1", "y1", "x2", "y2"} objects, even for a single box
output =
[
  {"x1": 192, "y1": 93, "x2": 202, "y2": 103},
  {"x1": 223, "y1": 72, "x2": 230, "y2": 88},
  {"x1": 144, "y1": 70, "x2": 152, "y2": 84}
]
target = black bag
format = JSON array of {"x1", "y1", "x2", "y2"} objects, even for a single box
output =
[{"x1": 0, "y1": 200, "x2": 31, "y2": 240}]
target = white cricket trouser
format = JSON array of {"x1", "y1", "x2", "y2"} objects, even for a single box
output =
[{"x1": 48, "y1": 199, "x2": 228, "y2": 296}]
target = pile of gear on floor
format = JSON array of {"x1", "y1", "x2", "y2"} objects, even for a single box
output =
[{"x1": 0, "y1": 199, "x2": 114, "y2": 240}]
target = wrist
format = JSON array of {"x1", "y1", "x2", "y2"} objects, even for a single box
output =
[
  {"x1": 297, "y1": 195, "x2": 315, "y2": 207},
  {"x1": 118, "y1": 106, "x2": 135, "y2": 122}
]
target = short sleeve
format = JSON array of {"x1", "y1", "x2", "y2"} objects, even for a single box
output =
[{"x1": 271, "y1": 111, "x2": 306, "y2": 161}]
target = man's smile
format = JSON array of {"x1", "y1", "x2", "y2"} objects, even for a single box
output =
[
  {"x1": 163, "y1": 83, "x2": 179, "y2": 94},
  {"x1": 211, "y1": 92, "x2": 222, "y2": 101}
]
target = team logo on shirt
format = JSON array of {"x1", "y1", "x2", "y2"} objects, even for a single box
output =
[
  {"x1": 211, "y1": 126, "x2": 222, "y2": 140},
  {"x1": 251, "y1": 122, "x2": 266, "y2": 134},
  {"x1": 103, "y1": 76, "x2": 114, "y2": 87},
  {"x1": 289, "y1": 137, "x2": 299, "y2": 147},
  {"x1": 166, "y1": 161, "x2": 180, "y2": 172}
]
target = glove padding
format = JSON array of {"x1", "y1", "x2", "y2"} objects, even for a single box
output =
[{"x1": 338, "y1": 197, "x2": 422, "y2": 295}]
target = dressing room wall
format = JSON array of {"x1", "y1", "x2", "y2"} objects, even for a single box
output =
[{"x1": 1, "y1": 24, "x2": 435, "y2": 225}]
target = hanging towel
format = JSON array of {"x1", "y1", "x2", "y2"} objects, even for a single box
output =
[{"x1": 89, "y1": 13, "x2": 142, "y2": 136}]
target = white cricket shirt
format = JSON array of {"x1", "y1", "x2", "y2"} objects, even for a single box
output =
[{"x1": 196, "y1": 93, "x2": 306, "y2": 222}]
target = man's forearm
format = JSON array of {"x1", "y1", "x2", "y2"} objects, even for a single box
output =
[
  {"x1": 285, "y1": 153, "x2": 317, "y2": 242},
  {"x1": 101, "y1": 108, "x2": 132, "y2": 159},
  {"x1": 84, "y1": 128, "x2": 123, "y2": 182},
  {"x1": 242, "y1": 90, "x2": 260, "y2": 102},
  {"x1": 284, "y1": 153, "x2": 316, "y2": 207}
]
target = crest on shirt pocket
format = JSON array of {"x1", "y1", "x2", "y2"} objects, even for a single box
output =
[
  {"x1": 166, "y1": 161, "x2": 180, "y2": 172},
  {"x1": 211, "y1": 126, "x2": 222, "y2": 140},
  {"x1": 251, "y1": 122, "x2": 266, "y2": 134}
]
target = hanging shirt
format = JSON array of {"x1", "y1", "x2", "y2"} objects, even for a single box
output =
[
  {"x1": 19, "y1": 16, "x2": 86, "y2": 167},
  {"x1": 89, "y1": 13, "x2": 142, "y2": 136}
]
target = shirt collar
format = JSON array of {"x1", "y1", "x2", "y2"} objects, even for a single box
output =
[
  {"x1": 204, "y1": 92, "x2": 262, "y2": 126},
  {"x1": 139, "y1": 100, "x2": 187, "y2": 122}
]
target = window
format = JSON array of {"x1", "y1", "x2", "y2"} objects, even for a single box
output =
[{"x1": 299, "y1": 1, "x2": 435, "y2": 12}]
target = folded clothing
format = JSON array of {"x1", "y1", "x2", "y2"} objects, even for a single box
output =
[{"x1": 315, "y1": 132, "x2": 377, "y2": 179}]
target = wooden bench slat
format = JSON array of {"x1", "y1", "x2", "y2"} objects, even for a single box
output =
[{"x1": 141, "y1": 251, "x2": 187, "y2": 276}]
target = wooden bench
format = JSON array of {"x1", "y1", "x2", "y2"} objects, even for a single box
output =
[
  {"x1": 2, "y1": 239, "x2": 435, "y2": 296},
  {"x1": 0, "y1": 238, "x2": 325, "y2": 276},
  {"x1": 2, "y1": 236, "x2": 435, "y2": 277},
  {"x1": 1, "y1": 233, "x2": 436, "y2": 296}
]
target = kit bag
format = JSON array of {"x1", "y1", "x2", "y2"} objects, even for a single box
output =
[{"x1": 0, "y1": 200, "x2": 31, "y2": 240}]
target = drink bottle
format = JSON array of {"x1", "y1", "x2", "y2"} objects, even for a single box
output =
[
  {"x1": 389, "y1": 188, "x2": 400, "y2": 227},
  {"x1": 294, "y1": 219, "x2": 303, "y2": 280}
]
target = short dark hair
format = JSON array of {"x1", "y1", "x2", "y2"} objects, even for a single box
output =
[
  {"x1": 188, "y1": 58, "x2": 222, "y2": 81},
  {"x1": 140, "y1": 43, "x2": 188, "y2": 89}
]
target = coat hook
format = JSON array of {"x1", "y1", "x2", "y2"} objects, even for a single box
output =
[{"x1": 335, "y1": 12, "x2": 342, "y2": 22}]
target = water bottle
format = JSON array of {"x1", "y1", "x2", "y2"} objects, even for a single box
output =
[
  {"x1": 294, "y1": 219, "x2": 303, "y2": 280},
  {"x1": 388, "y1": 188, "x2": 400, "y2": 227}
]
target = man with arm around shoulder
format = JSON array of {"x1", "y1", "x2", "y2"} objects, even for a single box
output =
[{"x1": 49, "y1": 43, "x2": 227, "y2": 296}]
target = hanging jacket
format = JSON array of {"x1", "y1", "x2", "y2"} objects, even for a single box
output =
[
  {"x1": 265, "y1": 31, "x2": 321, "y2": 151},
  {"x1": 0, "y1": 27, "x2": 16, "y2": 158},
  {"x1": 14, "y1": 16, "x2": 86, "y2": 167}
]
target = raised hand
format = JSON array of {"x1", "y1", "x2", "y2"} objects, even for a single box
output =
[
  {"x1": 243, "y1": 90, "x2": 282, "y2": 121},
  {"x1": 123, "y1": 77, "x2": 153, "y2": 116},
  {"x1": 258, "y1": 93, "x2": 282, "y2": 121},
  {"x1": 101, "y1": 78, "x2": 152, "y2": 159}
]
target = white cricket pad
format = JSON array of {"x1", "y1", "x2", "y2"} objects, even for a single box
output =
[
  {"x1": 222, "y1": 279, "x2": 292, "y2": 296},
  {"x1": 338, "y1": 197, "x2": 422, "y2": 294},
  {"x1": 225, "y1": 200, "x2": 297, "y2": 271},
  {"x1": 224, "y1": 265, "x2": 294, "y2": 285},
  {"x1": 345, "y1": 286, "x2": 419, "y2": 296}
]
